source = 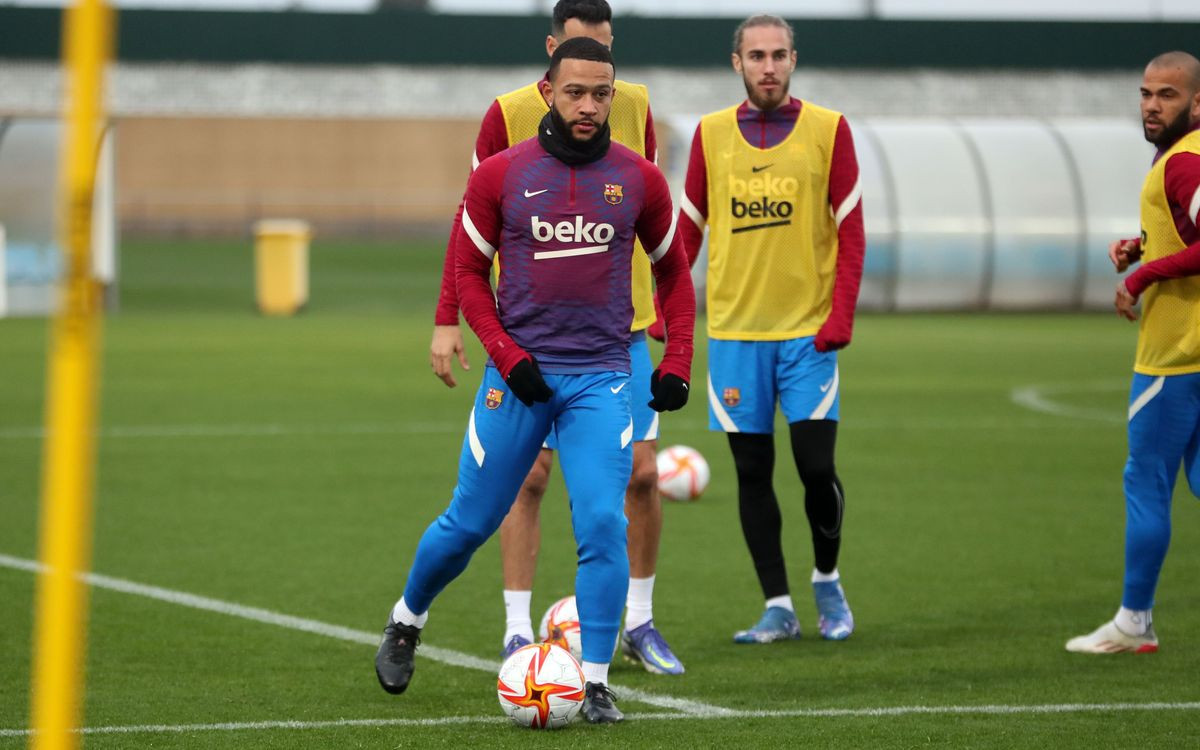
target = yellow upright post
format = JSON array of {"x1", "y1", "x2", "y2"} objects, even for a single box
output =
[{"x1": 28, "y1": 1, "x2": 113, "y2": 748}]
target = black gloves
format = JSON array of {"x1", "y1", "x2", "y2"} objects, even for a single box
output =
[
  {"x1": 647, "y1": 369, "x2": 689, "y2": 412},
  {"x1": 506, "y1": 358, "x2": 553, "y2": 407}
]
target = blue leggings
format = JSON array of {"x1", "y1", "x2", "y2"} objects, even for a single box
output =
[
  {"x1": 402, "y1": 367, "x2": 632, "y2": 663},
  {"x1": 1122, "y1": 371, "x2": 1200, "y2": 610}
]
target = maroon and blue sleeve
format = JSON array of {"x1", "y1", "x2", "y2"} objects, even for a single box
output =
[
  {"x1": 677, "y1": 123, "x2": 708, "y2": 268},
  {"x1": 1125, "y1": 152, "x2": 1200, "y2": 297},
  {"x1": 815, "y1": 116, "x2": 865, "y2": 353},
  {"x1": 454, "y1": 155, "x2": 529, "y2": 378},
  {"x1": 435, "y1": 101, "x2": 511, "y2": 326},
  {"x1": 637, "y1": 160, "x2": 695, "y2": 383},
  {"x1": 646, "y1": 124, "x2": 705, "y2": 344}
]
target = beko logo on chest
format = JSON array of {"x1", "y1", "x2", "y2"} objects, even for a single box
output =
[{"x1": 532, "y1": 215, "x2": 615, "y2": 244}]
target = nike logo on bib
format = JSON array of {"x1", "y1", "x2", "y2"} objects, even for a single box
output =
[
  {"x1": 751, "y1": 163, "x2": 774, "y2": 173},
  {"x1": 524, "y1": 188, "x2": 549, "y2": 198},
  {"x1": 610, "y1": 383, "x2": 627, "y2": 394}
]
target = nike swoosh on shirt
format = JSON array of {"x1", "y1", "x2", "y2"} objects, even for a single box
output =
[
  {"x1": 610, "y1": 383, "x2": 627, "y2": 394},
  {"x1": 751, "y1": 164, "x2": 774, "y2": 173},
  {"x1": 819, "y1": 379, "x2": 834, "y2": 393},
  {"x1": 524, "y1": 189, "x2": 549, "y2": 198}
]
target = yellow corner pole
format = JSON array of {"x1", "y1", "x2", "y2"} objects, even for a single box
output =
[{"x1": 28, "y1": 1, "x2": 113, "y2": 748}]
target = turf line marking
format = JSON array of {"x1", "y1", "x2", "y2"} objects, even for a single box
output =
[
  {"x1": 0, "y1": 422, "x2": 465, "y2": 440},
  {"x1": 0, "y1": 553, "x2": 732, "y2": 718},
  {"x1": 4, "y1": 702, "x2": 1200, "y2": 738},
  {"x1": 0, "y1": 416, "x2": 1084, "y2": 441},
  {"x1": 1010, "y1": 381, "x2": 1126, "y2": 424}
]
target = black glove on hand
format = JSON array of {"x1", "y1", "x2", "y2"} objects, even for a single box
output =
[
  {"x1": 506, "y1": 358, "x2": 553, "y2": 407},
  {"x1": 647, "y1": 369, "x2": 689, "y2": 412}
]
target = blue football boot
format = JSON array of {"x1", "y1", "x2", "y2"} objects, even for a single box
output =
[
  {"x1": 732, "y1": 606, "x2": 801, "y2": 644},
  {"x1": 813, "y1": 580, "x2": 854, "y2": 640},
  {"x1": 620, "y1": 621, "x2": 685, "y2": 675},
  {"x1": 501, "y1": 634, "x2": 533, "y2": 659}
]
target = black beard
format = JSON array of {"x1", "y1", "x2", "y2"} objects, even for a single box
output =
[
  {"x1": 549, "y1": 105, "x2": 597, "y2": 146},
  {"x1": 537, "y1": 107, "x2": 611, "y2": 166},
  {"x1": 1144, "y1": 106, "x2": 1191, "y2": 147},
  {"x1": 742, "y1": 74, "x2": 789, "y2": 111}
]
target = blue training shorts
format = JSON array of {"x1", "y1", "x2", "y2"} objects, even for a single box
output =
[
  {"x1": 707, "y1": 336, "x2": 839, "y2": 434},
  {"x1": 545, "y1": 331, "x2": 657, "y2": 449}
]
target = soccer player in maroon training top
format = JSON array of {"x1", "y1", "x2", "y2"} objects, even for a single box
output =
[
  {"x1": 429, "y1": 0, "x2": 684, "y2": 675},
  {"x1": 676, "y1": 15, "x2": 865, "y2": 644},
  {"x1": 375, "y1": 37, "x2": 695, "y2": 724}
]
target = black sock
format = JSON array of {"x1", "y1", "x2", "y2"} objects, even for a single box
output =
[
  {"x1": 789, "y1": 420, "x2": 843, "y2": 575},
  {"x1": 727, "y1": 432, "x2": 789, "y2": 599}
]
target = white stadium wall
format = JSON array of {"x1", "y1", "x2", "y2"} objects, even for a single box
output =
[{"x1": 0, "y1": 61, "x2": 1158, "y2": 314}]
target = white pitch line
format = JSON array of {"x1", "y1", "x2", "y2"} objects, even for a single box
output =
[
  {"x1": 0, "y1": 716, "x2": 504, "y2": 739},
  {"x1": 0, "y1": 415, "x2": 1078, "y2": 442},
  {"x1": 1010, "y1": 381, "x2": 1126, "y2": 424},
  {"x1": 4, "y1": 702, "x2": 1200, "y2": 738},
  {"x1": 0, "y1": 553, "x2": 731, "y2": 717},
  {"x1": 0, "y1": 422, "x2": 465, "y2": 440}
]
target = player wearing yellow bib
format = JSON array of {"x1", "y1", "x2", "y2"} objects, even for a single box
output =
[
  {"x1": 427, "y1": 0, "x2": 684, "y2": 675},
  {"x1": 1068, "y1": 51, "x2": 1200, "y2": 655},
  {"x1": 677, "y1": 15, "x2": 865, "y2": 644}
]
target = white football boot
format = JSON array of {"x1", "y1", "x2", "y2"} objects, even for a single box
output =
[{"x1": 1065, "y1": 619, "x2": 1158, "y2": 654}]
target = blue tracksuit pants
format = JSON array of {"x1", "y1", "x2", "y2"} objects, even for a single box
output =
[{"x1": 402, "y1": 366, "x2": 633, "y2": 664}]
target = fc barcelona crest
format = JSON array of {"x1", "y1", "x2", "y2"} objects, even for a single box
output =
[
  {"x1": 723, "y1": 387, "x2": 741, "y2": 407},
  {"x1": 486, "y1": 387, "x2": 505, "y2": 410},
  {"x1": 604, "y1": 183, "x2": 623, "y2": 205}
]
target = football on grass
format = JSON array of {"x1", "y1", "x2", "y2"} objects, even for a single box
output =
[
  {"x1": 497, "y1": 643, "x2": 585, "y2": 729},
  {"x1": 656, "y1": 445, "x2": 711, "y2": 501},
  {"x1": 538, "y1": 595, "x2": 583, "y2": 661}
]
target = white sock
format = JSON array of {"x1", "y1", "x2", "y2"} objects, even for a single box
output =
[
  {"x1": 812, "y1": 568, "x2": 840, "y2": 583},
  {"x1": 503, "y1": 589, "x2": 534, "y2": 644},
  {"x1": 765, "y1": 594, "x2": 795, "y2": 613},
  {"x1": 582, "y1": 660, "x2": 609, "y2": 685},
  {"x1": 624, "y1": 575, "x2": 655, "y2": 631},
  {"x1": 1115, "y1": 606, "x2": 1151, "y2": 636},
  {"x1": 391, "y1": 597, "x2": 428, "y2": 628}
]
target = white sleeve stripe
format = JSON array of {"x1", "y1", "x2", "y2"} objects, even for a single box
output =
[
  {"x1": 471, "y1": 150, "x2": 480, "y2": 171},
  {"x1": 462, "y1": 207, "x2": 496, "y2": 259},
  {"x1": 833, "y1": 178, "x2": 862, "y2": 229},
  {"x1": 648, "y1": 211, "x2": 677, "y2": 263},
  {"x1": 653, "y1": 147, "x2": 659, "y2": 166},
  {"x1": 681, "y1": 194, "x2": 705, "y2": 230},
  {"x1": 1189, "y1": 184, "x2": 1200, "y2": 227}
]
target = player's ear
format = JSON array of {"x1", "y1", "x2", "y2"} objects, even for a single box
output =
[
  {"x1": 789, "y1": 49, "x2": 797, "y2": 71},
  {"x1": 545, "y1": 34, "x2": 557, "y2": 58},
  {"x1": 731, "y1": 52, "x2": 742, "y2": 74},
  {"x1": 539, "y1": 78, "x2": 553, "y2": 106}
]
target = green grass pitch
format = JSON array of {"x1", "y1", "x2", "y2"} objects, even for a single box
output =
[{"x1": 2, "y1": 239, "x2": 1199, "y2": 748}]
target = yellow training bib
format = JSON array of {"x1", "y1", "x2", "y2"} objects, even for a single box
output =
[
  {"x1": 1135, "y1": 129, "x2": 1200, "y2": 375},
  {"x1": 700, "y1": 101, "x2": 841, "y2": 340}
]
